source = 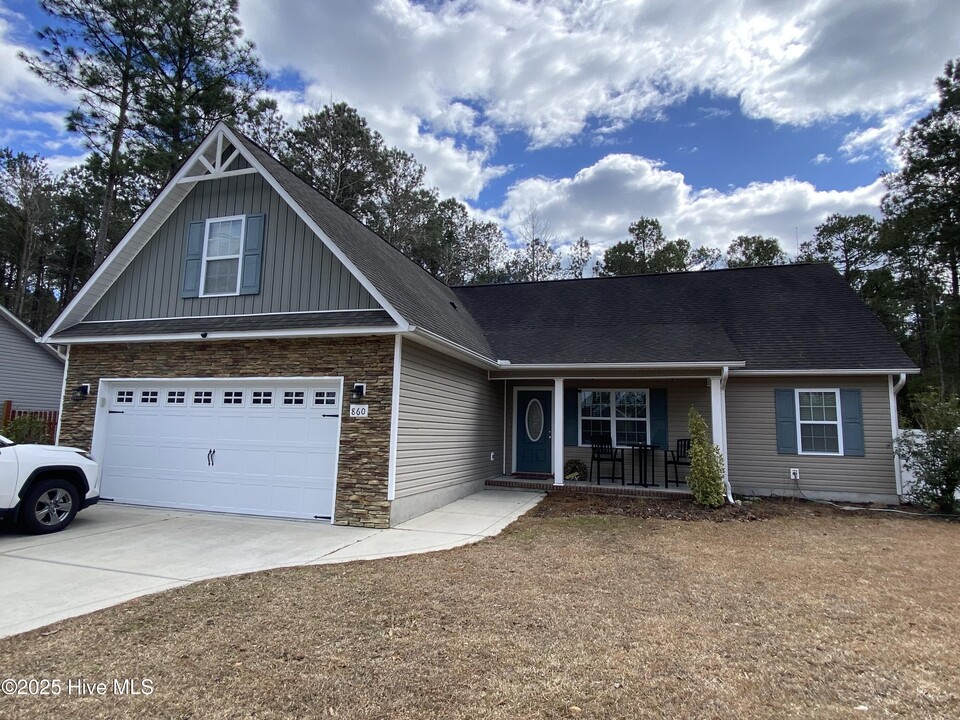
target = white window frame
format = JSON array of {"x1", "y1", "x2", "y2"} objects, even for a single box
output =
[
  {"x1": 795, "y1": 388, "x2": 844, "y2": 456},
  {"x1": 577, "y1": 388, "x2": 651, "y2": 448},
  {"x1": 198, "y1": 214, "x2": 246, "y2": 298}
]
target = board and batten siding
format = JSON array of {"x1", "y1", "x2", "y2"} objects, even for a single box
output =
[
  {"x1": 504, "y1": 378, "x2": 712, "y2": 480},
  {"x1": 392, "y1": 339, "x2": 503, "y2": 525},
  {"x1": 0, "y1": 316, "x2": 64, "y2": 410},
  {"x1": 85, "y1": 171, "x2": 379, "y2": 321},
  {"x1": 725, "y1": 376, "x2": 897, "y2": 501}
]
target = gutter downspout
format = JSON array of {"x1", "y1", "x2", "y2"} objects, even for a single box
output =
[
  {"x1": 720, "y1": 366, "x2": 734, "y2": 505},
  {"x1": 891, "y1": 372, "x2": 907, "y2": 497}
]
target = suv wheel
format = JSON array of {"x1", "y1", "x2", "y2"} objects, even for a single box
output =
[{"x1": 20, "y1": 479, "x2": 80, "y2": 534}]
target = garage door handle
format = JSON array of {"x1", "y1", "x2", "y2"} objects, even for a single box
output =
[
  {"x1": 109, "y1": 410, "x2": 125, "y2": 414},
  {"x1": 207, "y1": 449, "x2": 213, "y2": 466},
  {"x1": 211, "y1": 449, "x2": 216, "y2": 466},
  {"x1": 322, "y1": 413, "x2": 338, "y2": 418}
]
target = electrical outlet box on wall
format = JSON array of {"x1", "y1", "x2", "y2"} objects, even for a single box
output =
[{"x1": 789, "y1": 468, "x2": 800, "y2": 480}]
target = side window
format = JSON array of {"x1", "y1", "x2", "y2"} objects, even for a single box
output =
[
  {"x1": 200, "y1": 216, "x2": 245, "y2": 297},
  {"x1": 775, "y1": 388, "x2": 863, "y2": 457},
  {"x1": 796, "y1": 390, "x2": 841, "y2": 455}
]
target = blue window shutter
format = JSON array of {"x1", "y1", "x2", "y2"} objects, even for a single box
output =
[
  {"x1": 180, "y1": 221, "x2": 205, "y2": 298},
  {"x1": 840, "y1": 389, "x2": 865, "y2": 457},
  {"x1": 775, "y1": 389, "x2": 798, "y2": 454},
  {"x1": 240, "y1": 214, "x2": 265, "y2": 295},
  {"x1": 650, "y1": 388, "x2": 668, "y2": 448},
  {"x1": 563, "y1": 388, "x2": 579, "y2": 446}
]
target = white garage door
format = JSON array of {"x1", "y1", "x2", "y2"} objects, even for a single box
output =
[{"x1": 96, "y1": 378, "x2": 342, "y2": 521}]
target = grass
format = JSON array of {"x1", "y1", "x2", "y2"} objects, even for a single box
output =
[{"x1": 1, "y1": 496, "x2": 959, "y2": 719}]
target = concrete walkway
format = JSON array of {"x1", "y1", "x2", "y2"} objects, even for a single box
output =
[{"x1": 0, "y1": 488, "x2": 543, "y2": 638}]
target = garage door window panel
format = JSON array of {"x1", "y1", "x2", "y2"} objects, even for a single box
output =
[
  {"x1": 166, "y1": 390, "x2": 186, "y2": 405},
  {"x1": 140, "y1": 390, "x2": 159, "y2": 405},
  {"x1": 223, "y1": 390, "x2": 244, "y2": 406},
  {"x1": 252, "y1": 390, "x2": 273, "y2": 406},
  {"x1": 283, "y1": 391, "x2": 305, "y2": 406},
  {"x1": 193, "y1": 390, "x2": 213, "y2": 405}
]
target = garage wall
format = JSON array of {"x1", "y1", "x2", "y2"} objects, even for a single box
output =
[
  {"x1": 392, "y1": 339, "x2": 503, "y2": 525},
  {"x1": 60, "y1": 335, "x2": 395, "y2": 528}
]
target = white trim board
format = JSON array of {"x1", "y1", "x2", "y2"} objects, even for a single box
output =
[
  {"x1": 72, "y1": 308, "x2": 386, "y2": 324},
  {"x1": 49, "y1": 326, "x2": 402, "y2": 344},
  {"x1": 387, "y1": 334, "x2": 402, "y2": 502}
]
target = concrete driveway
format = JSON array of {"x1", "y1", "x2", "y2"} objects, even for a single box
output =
[{"x1": 0, "y1": 488, "x2": 543, "y2": 638}]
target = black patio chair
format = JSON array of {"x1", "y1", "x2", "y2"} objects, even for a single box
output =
[
  {"x1": 664, "y1": 438, "x2": 692, "y2": 487},
  {"x1": 589, "y1": 434, "x2": 625, "y2": 485}
]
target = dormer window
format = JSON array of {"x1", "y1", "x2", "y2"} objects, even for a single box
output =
[{"x1": 200, "y1": 215, "x2": 246, "y2": 296}]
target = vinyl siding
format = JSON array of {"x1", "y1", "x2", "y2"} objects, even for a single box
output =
[
  {"x1": 85, "y1": 171, "x2": 379, "y2": 321},
  {"x1": 394, "y1": 339, "x2": 503, "y2": 500},
  {"x1": 0, "y1": 318, "x2": 64, "y2": 410},
  {"x1": 504, "y1": 379, "x2": 712, "y2": 483},
  {"x1": 725, "y1": 376, "x2": 897, "y2": 499}
]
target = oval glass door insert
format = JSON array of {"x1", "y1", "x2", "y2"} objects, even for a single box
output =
[{"x1": 525, "y1": 399, "x2": 544, "y2": 442}]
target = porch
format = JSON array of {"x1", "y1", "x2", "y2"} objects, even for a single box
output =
[
  {"x1": 494, "y1": 368, "x2": 731, "y2": 495},
  {"x1": 486, "y1": 476, "x2": 693, "y2": 499}
]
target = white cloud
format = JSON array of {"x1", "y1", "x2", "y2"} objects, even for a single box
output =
[
  {"x1": 811, "y1": 153, "x2": 831, "y2": 165},
  {"x1": 243, "y1": 0, "x2": 960, "y2": 155},
  {"x1": 497, "y1": 153, "x2": 885, "y2": 255},
  {"x1": 840, "y1": 103, "x2": 930, "y2": 167}
]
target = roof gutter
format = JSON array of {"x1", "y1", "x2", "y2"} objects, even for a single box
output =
[
  {"x1": 407, "y1": 326, "x2": 500, "y2": 368},
  {"x1": 492, "y1": 360, "x2": 747, "y2": 370}
]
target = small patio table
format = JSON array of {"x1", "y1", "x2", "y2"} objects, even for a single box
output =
[{"x1": 626, "y1": 443, "x2": 659, "y2": 486}]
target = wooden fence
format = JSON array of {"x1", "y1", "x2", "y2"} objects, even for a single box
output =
[{"x1": 1, "y1": 400, "x2": 59, "y2": 441}]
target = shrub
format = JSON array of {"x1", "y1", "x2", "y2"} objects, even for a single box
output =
[
  {"x1": 2, "y1": 414, "x2": 52, "y2": 445},
  {"x1": 895, "y1": 392, "x2": 960, "y2": 514},
  {"x1": 687, "y1": 407, "x2": 726, "y2": 508},
  {"x1": 564, "y1": 459, "x2": 587, "y2": 481}
]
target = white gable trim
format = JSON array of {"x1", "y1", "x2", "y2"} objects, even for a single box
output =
[
  {"x1": 217, "y1": 126, "x2": 410, "y2": 330},
  {"x1": 42, "y1": 122, "x2": 411, "y2": 342}
]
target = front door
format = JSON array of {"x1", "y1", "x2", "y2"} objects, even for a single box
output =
[{"x1": 515, "y1": 389, "x2": 552, "y2": 474}]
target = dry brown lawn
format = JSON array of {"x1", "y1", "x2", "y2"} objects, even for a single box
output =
[{"x1": 1, "y1": 496, "x2": 959, "y2": 719}]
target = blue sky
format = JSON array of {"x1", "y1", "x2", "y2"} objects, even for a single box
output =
[{"x1": 0, "y1": 0, "x2": 957, "y2": 262}]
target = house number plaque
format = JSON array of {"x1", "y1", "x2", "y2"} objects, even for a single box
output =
[{"x1": 349, "y1": 404, "x2": 369, "y2": 418}]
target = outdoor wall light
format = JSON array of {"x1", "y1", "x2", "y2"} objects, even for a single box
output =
[
  {"x1": 72, "y1": 384, "x2": 90, "y2": 402},
  {"x1": 351, "y1": 383, "x2": 366, "y2": 401}
]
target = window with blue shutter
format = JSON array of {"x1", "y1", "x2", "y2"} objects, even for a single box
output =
[
  {"x1": 774, "y1": 389, "x2": 798, "y2": 454},
  {"x1": 777, "y1": 387, "x2": 865, "y2": 456},
  {"x1": 183, "y1": 214, "x2": 266, "y2": 298},
  {"x1": 650, "y1": 388, "x2": 668, "y2": 448},
  {"x1": 240, "y1": 213, "x2": 265, "y2": 295},
  {"x1": 180, "y1": 221, "x2": 205, "y2": 298},
  {"x1": 839, "y1": 389, "x2": 865, "y2": 457},
  {"x1": 563, "y1": 388, "x2": 579, "y2": 446}
]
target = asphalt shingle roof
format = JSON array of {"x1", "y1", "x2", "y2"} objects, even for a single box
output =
[
  {"x1": 452, "y1": 264, "x2": 917, "y2": 370},
  {"x1": 234, "y1": 132, "x2": 494, "y2": 359}
]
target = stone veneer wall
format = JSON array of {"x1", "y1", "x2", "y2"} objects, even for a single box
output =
[{"x1": 60, "y1": 336, "x2": 395, "y2": 528}]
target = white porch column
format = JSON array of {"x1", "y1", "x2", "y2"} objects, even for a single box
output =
[
  {"x1": 553, "y1": 378, "x2": 565, "y2": 486},
  {"x1": 709, "y1": 370, "x2": 733, "y2": 502}
]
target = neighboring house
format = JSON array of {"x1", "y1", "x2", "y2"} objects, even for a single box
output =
[
  {"x1": 0, "y1": 304, "x2": 65, "y2": 412},
  {"x1": 41, "y1": 123, "x2": 919, "y2": 529}
]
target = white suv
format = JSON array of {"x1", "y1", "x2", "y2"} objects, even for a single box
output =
[{"x1": 0, "y1": 433, "x2": 100, "y2": 534}]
